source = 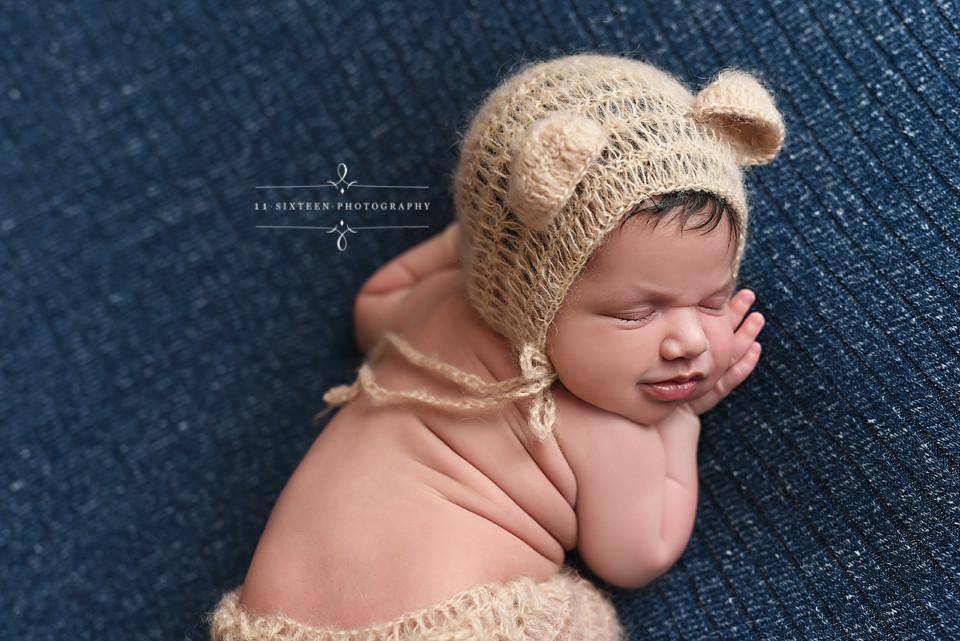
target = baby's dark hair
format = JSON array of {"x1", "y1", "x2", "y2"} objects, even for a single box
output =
[{"x1": 618, "y1": 190, "x2": 742, "y2": 253}]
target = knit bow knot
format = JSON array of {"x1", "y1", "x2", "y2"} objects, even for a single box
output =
[{"x1": 517, "y1": 341, "x2": 559, "y2": 443}]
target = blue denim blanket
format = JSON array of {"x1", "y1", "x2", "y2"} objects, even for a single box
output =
[{"x1": 2, "y1": 1, "x2": 958, "y2": 639}]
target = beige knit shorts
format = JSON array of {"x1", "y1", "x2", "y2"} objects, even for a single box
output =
[{"x1": 207, "y1": 565, "x2": 626, "y2": 641}]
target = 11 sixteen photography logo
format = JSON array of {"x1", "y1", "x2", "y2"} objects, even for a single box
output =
[{"x1": 254, "y1": 163, "x2": 432, "y2": 251}]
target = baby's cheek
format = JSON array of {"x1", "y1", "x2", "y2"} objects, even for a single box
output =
[{"x1": 709, "y1": 325, "x2": 735, "y2": 370}]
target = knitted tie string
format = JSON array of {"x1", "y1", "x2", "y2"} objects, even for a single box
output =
[{"x1": 312, "y1": 332, "x2": 556, "y2": 429}]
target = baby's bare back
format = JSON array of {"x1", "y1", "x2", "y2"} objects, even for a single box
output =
[{"x1": 239, "y1": 270, "x2": 579, "y2": 630}]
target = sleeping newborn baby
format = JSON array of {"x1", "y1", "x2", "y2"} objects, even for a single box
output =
[{"x1": 209, "y1": 53, "x2": 785, "y2": 641}]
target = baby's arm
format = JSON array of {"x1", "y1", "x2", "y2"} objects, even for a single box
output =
[
  {"x1": 557, "y1": 399, "x2": 699, "y2": 589},
  {"x1": 353, "y1": 223, "x2": 460, "y2": 353},
  {"x1": 651, "y1": 406, "x2": 702, "y2": 565},
  {"x1": 560, "y1": 289, "x2": 765, "y2": 589}
]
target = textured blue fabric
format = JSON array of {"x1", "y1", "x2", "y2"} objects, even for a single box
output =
[{"x1": 2, "y1": 1, "x2": 958, "y2": 639}]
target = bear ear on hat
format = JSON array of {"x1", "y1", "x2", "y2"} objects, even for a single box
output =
[
  {"x1": 688, "y1": 69, "x2": 786, "y2": 166},
  {"x1": 506, "y1": 111, "x2": 608, "y2": 232}
]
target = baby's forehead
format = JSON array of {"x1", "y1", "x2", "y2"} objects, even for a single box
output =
[
  {"x1": 576, "y1": 240, "x2": 736, "y2": 299},
  {"x1": 585, "y1": 268, "x2": 721, "y2": 284},
  {"x1": 581, "y1": 244, "x2": 734, "y2": 275},
  {"x1": 584, "y1": 221, "x2": 737, "y2": 273},
  {"x1": 579, "y1": 271, "x2": 731, "y2": 297}
]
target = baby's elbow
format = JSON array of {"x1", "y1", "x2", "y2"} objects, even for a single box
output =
[
  {"x1": 603, "y1": 563, "x2": 670, "y2": 591},
  {"x1": 352, "y1": 289, "x2": 408, "y2": 354},
  {"x1": 598, "y1": 559, "x2": 673, "y2": 591}
]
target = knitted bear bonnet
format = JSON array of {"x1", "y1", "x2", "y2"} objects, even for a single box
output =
[{"x1": 317, "y1": 53, "x2": 785, "y2": 445}]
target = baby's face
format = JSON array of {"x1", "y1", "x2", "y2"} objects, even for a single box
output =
[{"x1": 546, "y1": 213, "x2": 738, "y2": 426}]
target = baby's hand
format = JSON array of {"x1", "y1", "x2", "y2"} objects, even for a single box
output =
[{"x1": 685, "y1": 288, "x2": 765, "y2": 417}]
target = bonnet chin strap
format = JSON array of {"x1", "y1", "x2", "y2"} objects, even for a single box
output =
[{"x1": 312, "y1": 331, "x2": 558, "y2": 443}]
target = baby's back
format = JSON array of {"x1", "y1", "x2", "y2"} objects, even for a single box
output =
[{"x1": 239, "y1": 269, "x2": 580, "y2": 630}]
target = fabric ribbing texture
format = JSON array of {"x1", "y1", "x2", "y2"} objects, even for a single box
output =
[
  {"x1": 317, "y1": 53, "x2": 786, "y2": 445},
  {"x1": 207, "y1": 565, "x2": 626, "y2": 641}
]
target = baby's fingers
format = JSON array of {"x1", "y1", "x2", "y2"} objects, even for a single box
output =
[
  {"x1": 728, "y1": 288, "x2": 756, "y2": 330},
  {"x1": 722, "y1": 341, "x2": 763, "y2": 396},
  {"x1": 688, "y1": 341, "x2": 763, "y2": 415},
  {"x1": 728, "y1": 310, "x2": 765, "y2": 369}
]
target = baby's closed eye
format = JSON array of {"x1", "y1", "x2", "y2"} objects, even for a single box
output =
[{"x1": 612, "y1": 295, "x2": 730, "y2": 324}]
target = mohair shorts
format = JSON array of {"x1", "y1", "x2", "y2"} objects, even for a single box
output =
[{"x1": 207, "y1": 565, "x2": 626, "y2": 641}]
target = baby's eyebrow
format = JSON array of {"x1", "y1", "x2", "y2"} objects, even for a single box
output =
[
  {"x1": 714, "y1": 277, "x2": 737, "y2": 295},
  {"x1": 609, "y1": 276, "x2": 735, "y2": 302}
]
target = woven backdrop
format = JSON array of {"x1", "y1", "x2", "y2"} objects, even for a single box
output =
[{"x1": 2, "y1": 1, "x2": 958, "y2": 639}]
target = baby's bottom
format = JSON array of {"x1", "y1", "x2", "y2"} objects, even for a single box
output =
[{"x1": 207, "y1": 564, "x2": 625, "y2": 641}]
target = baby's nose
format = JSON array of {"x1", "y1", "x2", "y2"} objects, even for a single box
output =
[{"x1": 660, "y1": 313, "x2": 708, "y2": 360}]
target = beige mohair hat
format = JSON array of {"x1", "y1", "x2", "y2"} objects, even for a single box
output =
[{"x1": 316, "y1": 53, "x2": 785, "y2": 445}]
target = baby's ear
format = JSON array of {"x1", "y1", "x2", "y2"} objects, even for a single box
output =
[
  {"x1": 688, "y1": 69, "x2": 786, "y2": 166},
  {"x1": 506, "y1": 111, "x2": 608, "y2": 232}
]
